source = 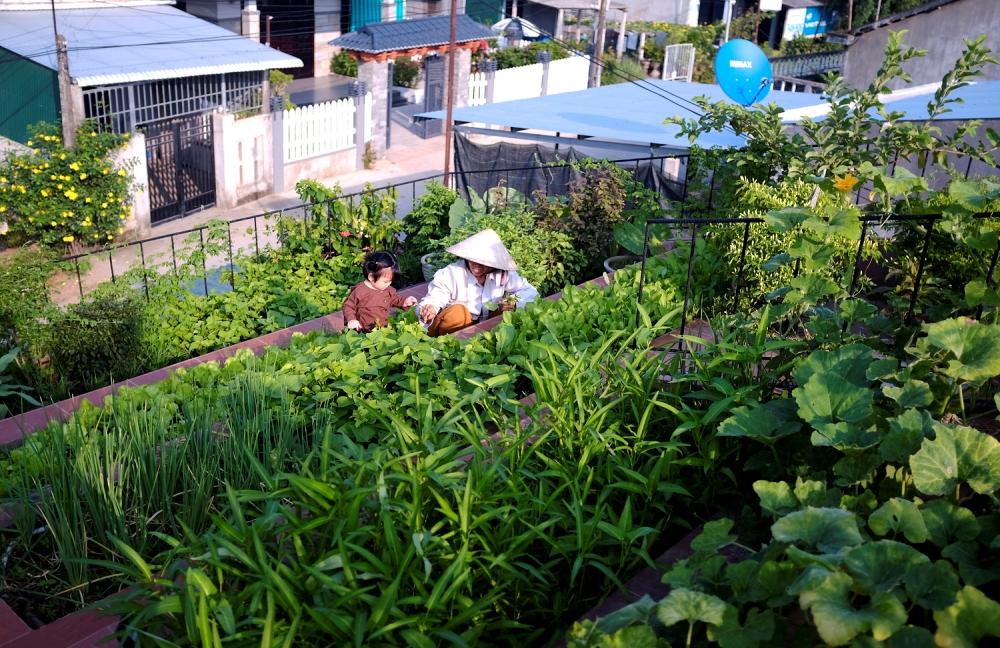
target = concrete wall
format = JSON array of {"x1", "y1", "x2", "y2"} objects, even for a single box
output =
[
  {"x1": 213, "y1": 111, "x2": 274, "y2": 209},
  {"x1": 0, "y1": 134, "x2": 28, "y2": 160},
  {"x1": 280, "y1": 148, "x2": 356, "y2": 192},
  {"x1": 118, "y1": 131, "x2": 151, "y2": 238},
  {"x1": 314, "y1": 0, "x2": 342, "y2": 77},
  {"x1": 843, "y1": 0, "x2": 1000, "y2": 90},
  {"x1": 614, "y1": 0, "x2": 697, "y2": 23},
  {"x1": 183, "y1": 0, "x2": 242, "y2": 33}
]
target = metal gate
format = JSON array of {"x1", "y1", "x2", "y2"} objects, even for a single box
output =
[
  {"x1": 144, "y1": 114, "x2": 216, "y2": 224},
  {"x1": 421, "y1": 55, "x2": 445, "y2": 139}
]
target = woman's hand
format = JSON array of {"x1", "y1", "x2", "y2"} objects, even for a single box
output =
[
  {"x1": 403, "y1": 296, "x2": 418, "y2": 308},
  {"x1": 347, "y1": 319, "x2": 362, "y2": 331},
  {"x1": 420, "y1": 304, "x2": 439, "y2": 324}
]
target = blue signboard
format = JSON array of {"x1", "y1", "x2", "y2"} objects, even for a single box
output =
[{"x1": 782, "y1": 7, "x2": 830, "y2": 40}]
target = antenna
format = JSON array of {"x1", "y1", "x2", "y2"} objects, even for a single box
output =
[{"x1": 714, "y1": 39, "x2": 772, "y2": 107}]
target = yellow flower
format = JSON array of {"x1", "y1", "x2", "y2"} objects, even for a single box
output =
[
  {"x1": 117, "y1": 169, "x2": 126, "y2": 177},
  {"x1": 69, "y1": 162, "x2": 81, "y2": 171},
  {"x1": 0, "y1": 205, "x2": 6, "y2": 213},
  {"x1": 41, "y1": 188, "x2": 51, "y2": 197},
  {"x1": 49, "y1": 220, "x2": 57, "y2": 226},
  {"x1": 117, "y1": 226, "x2": 124, "y2": 234},
  {"x1": 79, "y1": 173, "x2": 87, "y2": 180},
  {"x1": 59, "y1": 153, "x2": 66, "y2": 160},
  {"x1": 107, "y1": 234, "x2": 114, "y2": 240},
  {"x1": 0, "y1": 176, "x2": 6, "y2": 183},
  {"x1": 62, "y1": 234, "x2": 74, "y2": 243},
  {"x1": 85, "y1": 197, "x2": 92, "y2": 203},
  {"x1": 833, "y1": 174, "x2": 859, "y2": 193},
  {"x1": 26, "y1": 140, "x2": 33, "y2": 147},
  {"x1": 64, "y1": 189, "x2": 79, "y2": 201}
]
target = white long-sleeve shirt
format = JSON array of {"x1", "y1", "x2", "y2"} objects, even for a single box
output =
[{"x1": 419, "y1": 261, "x2": 539, "y2": 321}]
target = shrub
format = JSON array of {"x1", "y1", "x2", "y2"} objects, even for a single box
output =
[
  {"x1": 330, "y1": 50, "x2": 358, "y2": 77},
  {"x1": 601, "y1": 54, "x2": 645, "y2": 85},
  {"x1": 488, "y1": 41, "x2": 568, "y2": 70},
  {"x1": 0, "y1": 122, "x2": 136, "y2": 249},
  {"x1": 392, "y1": 56, "x2": 421, "y2": 88},
  {"x1": 403, "y1": 181, "x2": 457, "y2": 257},
  {"x1": 435, "y1": 205, "x2": 582, "y2": 296},
  {"x1": 47, "y1": 293, "x2": 150, "y2": 394}
]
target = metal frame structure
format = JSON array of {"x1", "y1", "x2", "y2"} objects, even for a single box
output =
[
  {"x1": 82, "y1": 71, "x2": 266, "y2": 134},
  {"x1": 635, "y1": 212, "x2": 1000, "y2": 344}
]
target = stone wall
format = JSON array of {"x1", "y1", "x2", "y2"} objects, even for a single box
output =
[{"x1": 358, "y1": 60, "x2": 391, "y2": 157}]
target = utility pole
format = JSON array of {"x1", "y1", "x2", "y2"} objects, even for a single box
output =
[
  {"x1": 722, "y1": 0, "x2": 735, "y2": 44},
  {"x1": 442, "y1": 0, "x2": 458, "y2": 185},
  {"x1": 848, "y1": 0, "x2": 854, "y2": 31},
  {"x1": 49, "y1": 0, "x2": 76, "y2": 147},
  {"x1": 588, "y1": 0, "x2": 610, "y2": 88}
]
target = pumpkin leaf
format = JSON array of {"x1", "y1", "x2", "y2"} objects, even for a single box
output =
[
  {"x1": 754, "y1": 480, "x2": 797, "y2": 517},
  {"x1": 910, "y1": 423, "x2": 1000, "y2": 496},
  {"x1": 718, "y1": 399, "x2": 801, "y2": 446},
  {"x1": 771, "y1": 507, "x2": 863, "y2": 554},
  {"x1": 792, "y1": 568, "x2": 908, "y2": 645},
  {"x1": 904, "y1": 560, "x2": 960, "y2": 611},
  {"x1": 869, "y1": 498, "x2": 929, "y2": 544},
  {"x1": 921, "y1": 318, "x2": 1000, "y2": 383},
  {"x1": 882, "y1": 380, "x2": 934, "y2": 409},
  {"x1": 920, "y1": 500, "x2": 980, "y2": 547},
  {"x1": 843, "y1": 540, "x2": 930, "y2": 594},
  {"x1": 656, "y1": 588, "x2": 727, "y2": 628},
  {"x1": 706, "y1": 606, "x2": 776, "y2": 648},
  {"x1": 933, "y1": 586, "x2": 1000, "y2": 648},
  {"x1": 881, "y1": 409, "x2": 935, "y2": 464}
]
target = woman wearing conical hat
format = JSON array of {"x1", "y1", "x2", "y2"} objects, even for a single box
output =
[{"x1": 418, "y1": 229, "x2": 539, "y2": 337}]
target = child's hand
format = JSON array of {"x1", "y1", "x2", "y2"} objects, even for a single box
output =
[
  {"x1": 403, "y1": 296, "x2": 417, "y2": 308},
  {"x1": 347, "y1": 319, "x2": 362, "y2": 331}
]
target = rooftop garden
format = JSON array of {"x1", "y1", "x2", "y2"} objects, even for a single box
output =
[{"x1": 0, "y1": 33, "x2": 998, "y2": 647}]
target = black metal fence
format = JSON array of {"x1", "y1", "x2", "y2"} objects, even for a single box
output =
[
  {"x1": 636, "y1": 212, "x2": 1000, "y2": 340},
  {"x1": 60, "y1": 154, "x2": 689, "y2": 301}
]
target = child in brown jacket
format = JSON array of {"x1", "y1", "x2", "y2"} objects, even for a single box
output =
[{"x1": 343, "y1": 251, "x2": 417, "y2": 332}]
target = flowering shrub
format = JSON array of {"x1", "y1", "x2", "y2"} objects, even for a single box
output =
[{"x1": 0, "y1": 122, "x2": 136, "y2": 249}]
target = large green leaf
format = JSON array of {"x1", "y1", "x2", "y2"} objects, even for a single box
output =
[
  {"x1": 921, "y1": 318, "x2": 1000, "y2": 383},
  {"x1": 882, "y1": 380, "x2": 934, "y2": 409},
  {"x1": 933, "y1": 586, "x2": 1000, "y2": 648},
  {"x1": 910, "y1": 423, "x2": 1000, "y2": 496},
  {"x1": 881, "y1": 409, "x2": 935, "y2": 464},
  {"x1": 656, "y1": 588, "x2": 727, "y2": 627},
  {"x1": 793, "y1": 344, "x2": 874, "y2": 387},
  {"x1": 920, "y1": 500, "x2": 980, "y2": 547},
  {"x1": 706, "y1": 606, "x2": 775, "y2": 648},
  {"x1": 904, "y1": 560, "x2": 960, "y2": 611},
  {"x1": 771, "y1": 507, "x2": 863, "y2": 553},
  {"x1": 690, "y1": 518, "x2": 736, "y2": 554},
  {"x1": 843, "y1": 540, "x2": 930, "y2": 594},
  {"x1": 718, "y1": 399, "x2": 801, "y2": 446},
  {"x1": 792, "y1": 567, "x2": 908, "y2": 645},
  {"x1": 869, "y1": 498, "x2": 929, "y2": 544},
  {"x1": 795, "y1": 372, "x2": 874, "y2": 427},
  {"x1": 763, "y1": 207, "x2": 811, "y2": 232},
  {"x1": 783, "y1": 274, "x2": 841, "y2": 307},
  {"x1": 753, "y1": 480, "x2": 797, "y2": 517}
]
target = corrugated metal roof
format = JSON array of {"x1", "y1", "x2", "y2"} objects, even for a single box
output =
[
  {"x1": 780, "y1": 81, "x2": 1000, "y2": 122},
  {"x1": 330, "y1": 15, "x2": 493, "y2": 54},
  {"x1": 0, "y1": 5, "x2": 301, "y2": 87},
  {"x1": 416, "y1": 80, "x2": 823, "y2": 150}
]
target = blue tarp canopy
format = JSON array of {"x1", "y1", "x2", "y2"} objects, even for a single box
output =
[{"x1": 416, "y1": 80, "x2": 824, "y2": 152}]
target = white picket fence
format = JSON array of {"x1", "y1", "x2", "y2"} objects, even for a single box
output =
[
  {"x1": 467, "y1": 55, "x2": 590, "y2": 106},
  {"x1": 283, "y1": 93, "x2": 373, "y2": 163},
  {"x1": 546, "y1": 56, "x2": 590, "y2": 95}
]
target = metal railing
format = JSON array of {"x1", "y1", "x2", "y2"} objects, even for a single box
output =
[
  {"x1": 636, "y1": 212, "x2": 1000, "y2": 341},
  {"x1": 769, "y1": 50, "x2": 845, "y2": 80},
  {"x1": 60, "y1": 154, "x2": 689, "y2": 302}
]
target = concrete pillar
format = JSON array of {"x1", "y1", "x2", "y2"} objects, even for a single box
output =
[
  {"x1": 616, "y1": 11, "x2": 627, "y2": 61},
  {"x1": 271, "y1": 99, "x2": 285, "y2": 193},
  {"x1": 450, "y1": 48, "x2": 472, "y2": 108},
  {"x1": 358, "y1": 59, "x2": 389, "y2": 156},
  {"x1": 638, "y1": 32, "x2": 647, "y2": 61},
  {"x1": 314, "y1": 0, "x2": 340, "y2": 78},
  {"x1": 241, "y1": 1, "x2": 261, "y2": 41},
  {"x1": 382, "y1": 0, "x2": 396, "y2": 22},
  {"x1": 213, "y1": 112, "x2": 236, "y2": 209},
  {"x1": 537, "y1": 50, "x2": 551, "y2": 96},
  {"x1": 482, "y1": 59, "x2": 497, "y2": 104},
  {"x1": 118, "y1": 131, "x2": 150, "y2": 237},
  {"x1": 554, "y1": 9, "x2": 565, "y2": 40},
  {"x1": 352, "y1": 80, "x2": 368, "y2": 170}
]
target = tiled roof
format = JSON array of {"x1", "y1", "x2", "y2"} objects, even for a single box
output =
[{"x1": 331, "y1": 15, "x2": 492, "y2": 54}]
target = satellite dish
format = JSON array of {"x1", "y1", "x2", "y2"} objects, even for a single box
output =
[{"x1": 714, "y1": 39, "x2": 772, "y2": 106}]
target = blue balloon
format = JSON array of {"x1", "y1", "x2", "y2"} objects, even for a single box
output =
[{"x1": 715, "y1": 39, "x2": 772, "y2": 106}]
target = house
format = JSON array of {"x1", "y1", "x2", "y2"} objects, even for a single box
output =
[
  {"x1": 841, "y1": 0, "x2": 1000, "y2": 89},
  {"x1": 178, "y1": 1, "x2": 483, "y2": 79},
  {"x1": 0, "y1": 0, "x2": 301, "y2": 227}
]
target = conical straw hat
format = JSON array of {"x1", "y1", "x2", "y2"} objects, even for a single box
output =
[{"x1": 446, "y1": 229, "x2": 517, "y2": 272}]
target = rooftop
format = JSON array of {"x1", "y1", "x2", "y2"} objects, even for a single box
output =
[
  {"x1": 330, "y1": 15, "x2": 493, "y2": 54},
  {"x1": 0, "y1": 4, "x2": 301, "y2": 87}
]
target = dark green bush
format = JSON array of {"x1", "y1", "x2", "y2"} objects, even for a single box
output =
[
  {"x1": 330, "y1": 50, "x2": 358, "y2": 77},
  {"x1": 392, "y1": 57, "x2": 421, "y2": 88},
  {"x1": 47, "y1": 294, "x2": 150, "y2": 394}
]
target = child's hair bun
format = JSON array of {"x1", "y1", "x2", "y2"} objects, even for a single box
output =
[{"x1": 363, "y1": 251, "x2": 399, "y2": 279}]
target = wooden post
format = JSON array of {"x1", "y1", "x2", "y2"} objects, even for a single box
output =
[
  {"x1": 443, "y1": 0, "x2": 458, "y2": 187},
  {"x1": 56, "y1": 34, "x2": 77, "y2": 148},
  {"x1": 588, "y1": 0, "x2": 610, "y2": 88}
]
